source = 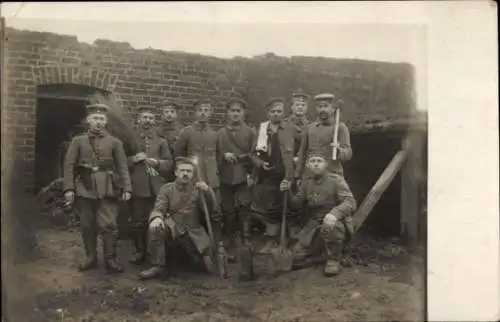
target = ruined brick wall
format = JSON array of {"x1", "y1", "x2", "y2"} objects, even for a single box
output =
[{"x1": 3, "y1": 27, "x2": 415, "y2": 191}]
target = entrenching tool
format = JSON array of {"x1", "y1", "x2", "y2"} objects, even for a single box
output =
[
  {"x1": 269, "y1": 192, "x2": 294, "y2": 275},
  {"x1": 332, "y1": 107, "x2": 341, "y2": 161},
  {"x1": 193, "y1": 157, "x2": 228, "y2": 277},
  {"x1": 235, "y1": 231, "x2": 255, "y2": 281}
]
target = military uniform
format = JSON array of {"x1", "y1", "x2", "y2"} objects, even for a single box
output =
[
  {"x1": 289, "y1": 171, "x2": 357, "y2": 276},
  {"x1": 174, "y1": 114, "x2": 220, "y2": 195},
  {"x1": 216, "y1": 95, "x2": 257, "y2": 243},
  {"x1": 63, "y1": 104, "x2": 132, "y2": 273},
  {"x1": 128, "y1": 106, "x2": 174, "y2": 264},
  {"x1": 158, "y1": 101, "x2": 183, "y2": 182},
  {"x1": 295, "y1": 93, "x2": 352, "y2": 178},
  {"x1": 250, "y1": 97, "x2": 296, "y2": 253},
  {"x1": 139, "y1": 177, "x2": 218, "y2": 279}
]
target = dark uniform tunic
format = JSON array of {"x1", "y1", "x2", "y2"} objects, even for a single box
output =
[
  {"x1": 158, "y1": 121, "x2": 182, "y2": 181},
  {"x1": 174, "y1": 122, "x2": 220, "y2": 191},
  {"x1": 63, "y1": 130, "x2": 132, "y2": 259},
  {"x1": 284, "y1": 114, "x2": 311, "y2": 156},
  {"x1": 289, "y1": 172, "x2": 357, "y2": 261},
  {"x1": 250, "y1": 121, "x2": 295, "y2": 237},
  {"x1": 147, "y1": 181, "x2": 218, "y2": 266},
  {"x1": 296, "y1": 119, "x2": 352, "y2": 178},
  {"x1": 128, "y1": 128, "x2": 173, "y2": 243}
]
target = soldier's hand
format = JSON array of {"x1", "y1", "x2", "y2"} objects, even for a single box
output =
[
  {"x1": 293, "y1": 156, "x2": 299, "y2": 164},
  {"x1": 246, "y1": 175, "x2": 254, "y2": 187},
  {"x1": 135, "y1": 152, "x2": 147, "y2": 162},
  {"x1": 323, "y1": 213, "x2": 337, "y2": 227},
  {"x1": 150, "y1": 218, "x2": 164, "y2": 232},
  {"x1": 64, "y1": 190, "x2": 75, "y2": 203},
  {"x1": 146, "y1": 158, "x2": 159, "y2": 167},
  {"x1": 279, "y1": 179, "x2": 291, "y2": 192},
  {"x1": 196, "y1": 181, "x2": 210, "y2": 191},
  {"x1": 224, "y1": 152, "x2": 237, "y2": 163},
  {"x1": 121, "y1": 192, "x2": 132, "y2": 201},
  {"x1": 262, "y1": 162, "x2": 273, "y2": 171}
]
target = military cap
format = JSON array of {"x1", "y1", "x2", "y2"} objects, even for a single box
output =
[
  {"x1": 314, "y1": 93, "x2": 335, "y2": 102},
  {"x1": 86, "y1": 103, "x2": 109, "y2": 115},
  {"x1": 291, "y1": 89, "x2": 310, "y2": 102},
  {"x1": 175, "y1": 156, "x2": 197, "y2": 167},
  {"x1": 160, "y1": 100, "x2": 181, "y2": 111},
  {"x1": 137, "y1": 105, "x2": 156, "y2": 114},
  {"x1": 265, "y1": 97, "x2": 285, "y2": 109},
  {"x1": 193, "y1": 98, "x2": 212, "y2": 109},
  {"x1": 225, "y1": 94, "x2": 247, "y2": 110}
]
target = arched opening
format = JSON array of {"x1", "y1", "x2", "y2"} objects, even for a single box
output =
[{"x1": 34, "y1": 84, "x2": 110, "y2": 192}]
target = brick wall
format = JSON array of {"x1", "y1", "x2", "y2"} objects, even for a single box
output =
[{"x1": 3, "y1": 27, "x2": 416, "y2": 191}]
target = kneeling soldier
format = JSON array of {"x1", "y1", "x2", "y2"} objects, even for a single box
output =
[
  {"x1": 281, "y1": 152, "x2": 357, "y2": 277},
  {"x1": 139, "y1": 157, "x2": 219, "y2": 280}
]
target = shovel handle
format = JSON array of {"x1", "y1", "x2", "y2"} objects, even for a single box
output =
[
  {"x1": 332, "y1": 108, "x2": 340, "y2": 161},
  {"x1": 279, "y1": 192, "x2": 288, "y2": 248}
]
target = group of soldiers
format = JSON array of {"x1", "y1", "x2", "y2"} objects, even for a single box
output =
[{"x1": 61, "y1": 90, "x2": 357, "y2": 281}]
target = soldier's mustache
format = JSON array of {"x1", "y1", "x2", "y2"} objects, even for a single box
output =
[{"x1": 182, "y1": 175, "x2": 189, "y2": 180}]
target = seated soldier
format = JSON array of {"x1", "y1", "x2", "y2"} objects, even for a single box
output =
[
  {"x1": 281, "y1": 152, "x2": 357, "y2": 277},
  {"x1": 138, "y1": 156, "x2": 220, "y2": 280}
]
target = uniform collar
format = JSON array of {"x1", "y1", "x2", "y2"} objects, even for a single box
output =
[
  {"x1": 267, "y1": 120, "x2": 285, "y2": 131},
  {"x1": 194, "y1": 121, "x2": 211, "y2": 131},
  {"x1": 316, "y1": 117, "x2": 334, "y2": 127},
  {"x1": 139, "y1": 128, "x2": 155, "y2": 139},
  {"x1": 174, "y1": 180, "x2": 194, "y2": 192},
  {"x1": 312, "y1": 173, "x2": 328, "y2": 184},
  {"x1": 162, "y1": 121, "x2": 180, "y2": 131},
  {"x1": 88, "y1": 130, "x2": 107, "y2": 138},
  {"x1": 289, "y1": 114, "x2": 309, "y2": 126},
  {"x1": 226, "y1": 121, "x2": 244, "y2": 131}
]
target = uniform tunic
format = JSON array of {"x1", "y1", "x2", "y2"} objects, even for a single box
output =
[
  {"x1": 158, "y1": 121, "x2": 182, "y2": 159},
  {"x1": 128, "y1": 128, "x2": 173, "y2": 232},
  {"x1": 250, "y1": 122, "x2": 296, "y2": 237},
  {"x1": 63, "y1": 131, "x2": 132, "y2": 235},
  {"x1": 284, "y1": 114, "x2": 311, "y2": 156},
  {"x1": 147, "y1": 181, "x2": 218, "y2": 265},
  {"x1": 174, "y1": 122, "x2": 220, "y2": 190},
  {"x1": 289, "y1": 172, "x2": 357, "y2": 250},
  {"x1": 296, "y1": 119, "x2": 352, "y2": 178},
  {"x1": 216, "y1": 122, "x2": 256, "y2": 214}
]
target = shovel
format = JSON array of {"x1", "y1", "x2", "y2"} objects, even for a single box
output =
[
  {"x1": 269, "y1": 192, "x2": 294, "y2": 275},
  {"x1": 235, "y1": 232, "x2": 255, "y2": 281}
]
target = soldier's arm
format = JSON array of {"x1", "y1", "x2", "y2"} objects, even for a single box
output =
[
  {"x1": 174, "y1": 127, "x2": 189, "y2": 157},
  {"x1": 149, "y1": 184, "x2": 171, "y2": 223},
  {"x1": 113, "y1": 140, "x2": 132, "y2": 193},
  {"x1": 157, "y1": 138, "x2": 174, "y2": 174},
  {"x1": 63, "y1": 137, "x2": 80, "y2": 193},
  {"x1": 329, "y1": 175, "x2": 357, "y2": 221},
  {"x1": 288, "y1": 179, "x2": 307, "y2": 210},
  {"x1": 248, "y1": 127, "x2": 265, "y2": 169},
  {"x1": 337, "y1": 123, "x2": 353, "y2": 161},
  {"x1": 295, "y1": 130, "x2": 309, "y2": 179}
]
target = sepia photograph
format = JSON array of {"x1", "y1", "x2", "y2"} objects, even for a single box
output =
[{"x1": 1, "y1": 2, "x2": 497, "y2": 322}]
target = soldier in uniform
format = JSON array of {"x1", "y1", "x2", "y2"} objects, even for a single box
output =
[
  {"x1": 284, "y1": 90, "x2": 312, "y2": 161},
  {"x1": 249, "y1": 97, "x2": 296, "y2": 254},
  {"x1": 295, "y1": 93, "x2": 352, "y2": 179},
  {"x1": 128, "y1": 105, "x2": 173, "y2": 265},
  {"x1": 174, "y1": 98, "x2": 220, "y2": 205},
  {"x1": 63, "y1": 103, "x2": 132, "y2": 273},
  {"x1": 216, "y1": 94, "x2": 256, "y2": 253},
  {"x1": 138, "y1": 156, "x2": 220, "y2": 280},
  {"x1": 281, "y1": 152, "x2": 357, "y2": 277},
  {"x1": 158, "y1": 100, "x2": 183, "y2": 181}
]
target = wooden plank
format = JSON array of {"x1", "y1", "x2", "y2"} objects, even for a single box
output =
[
  {"x1": 353, "y1": 149, "x2": 408, "y2": 232},
  {"x1": 401, "y1": 128, "x2": 425, "y2": 248}
]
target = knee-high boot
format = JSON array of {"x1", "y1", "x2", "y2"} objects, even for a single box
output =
[
  {"x1": 78, "y1": 229, "x2": 98, "y2": 271},
  {"x1": 103, "y1": 233, "x2": 124, "y2": 273}
]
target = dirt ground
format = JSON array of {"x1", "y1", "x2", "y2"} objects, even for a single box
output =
[{"x1": 4, "y1": 219, "x2": 425, "y2": 322}]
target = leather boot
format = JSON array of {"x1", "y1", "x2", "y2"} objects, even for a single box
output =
[
  {"x1": 103, "y1": 233, "x2": 124, "y2": 273},
  {"x1": 78, "y1": 230, "x2": 98, "y2": 271},
  {"x1": 138, "y1": 266, "x2": 163, "y2": 280},
  {"x1": 130, "y1": 229, "x2": 147, "y2": 265},
  {"x1": 324, "y1": 242, "x2": 342, "y2": 277}
]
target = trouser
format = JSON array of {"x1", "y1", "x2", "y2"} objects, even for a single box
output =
[
  {"x1": 76, "y1": 197, "x2": 120, "y2": 261},
  {"x1": 249, "y1": 177, "x2": 284, "y2": 239},
  {"x1": 220, "y1": 183, "x2": 252, "y2": 242},
  {"x1": 147, "y1": 224, "x2": 209, "y2": 271},
  {"x1": 294, "y1": 219, "x2": 350, "y2": 264},
  {"x1": 130, "y1": 197, "x2": 155, "y2": 256}
]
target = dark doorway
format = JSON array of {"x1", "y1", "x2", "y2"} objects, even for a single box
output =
[{"x1": 34, "y1": 84, "x2": 109, "y2": 192}]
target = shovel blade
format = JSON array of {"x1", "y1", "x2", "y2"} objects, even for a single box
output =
[{"x1": 269, "y1": 247, "x2": 294, "y2": 275}]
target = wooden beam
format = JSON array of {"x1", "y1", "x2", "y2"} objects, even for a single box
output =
[
  {"x1": 401, "y1": 128, "x2": 425, "y2": 248},
  {"x1": 353, "y1": 149, "x2": 408, "y2": 232}
]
